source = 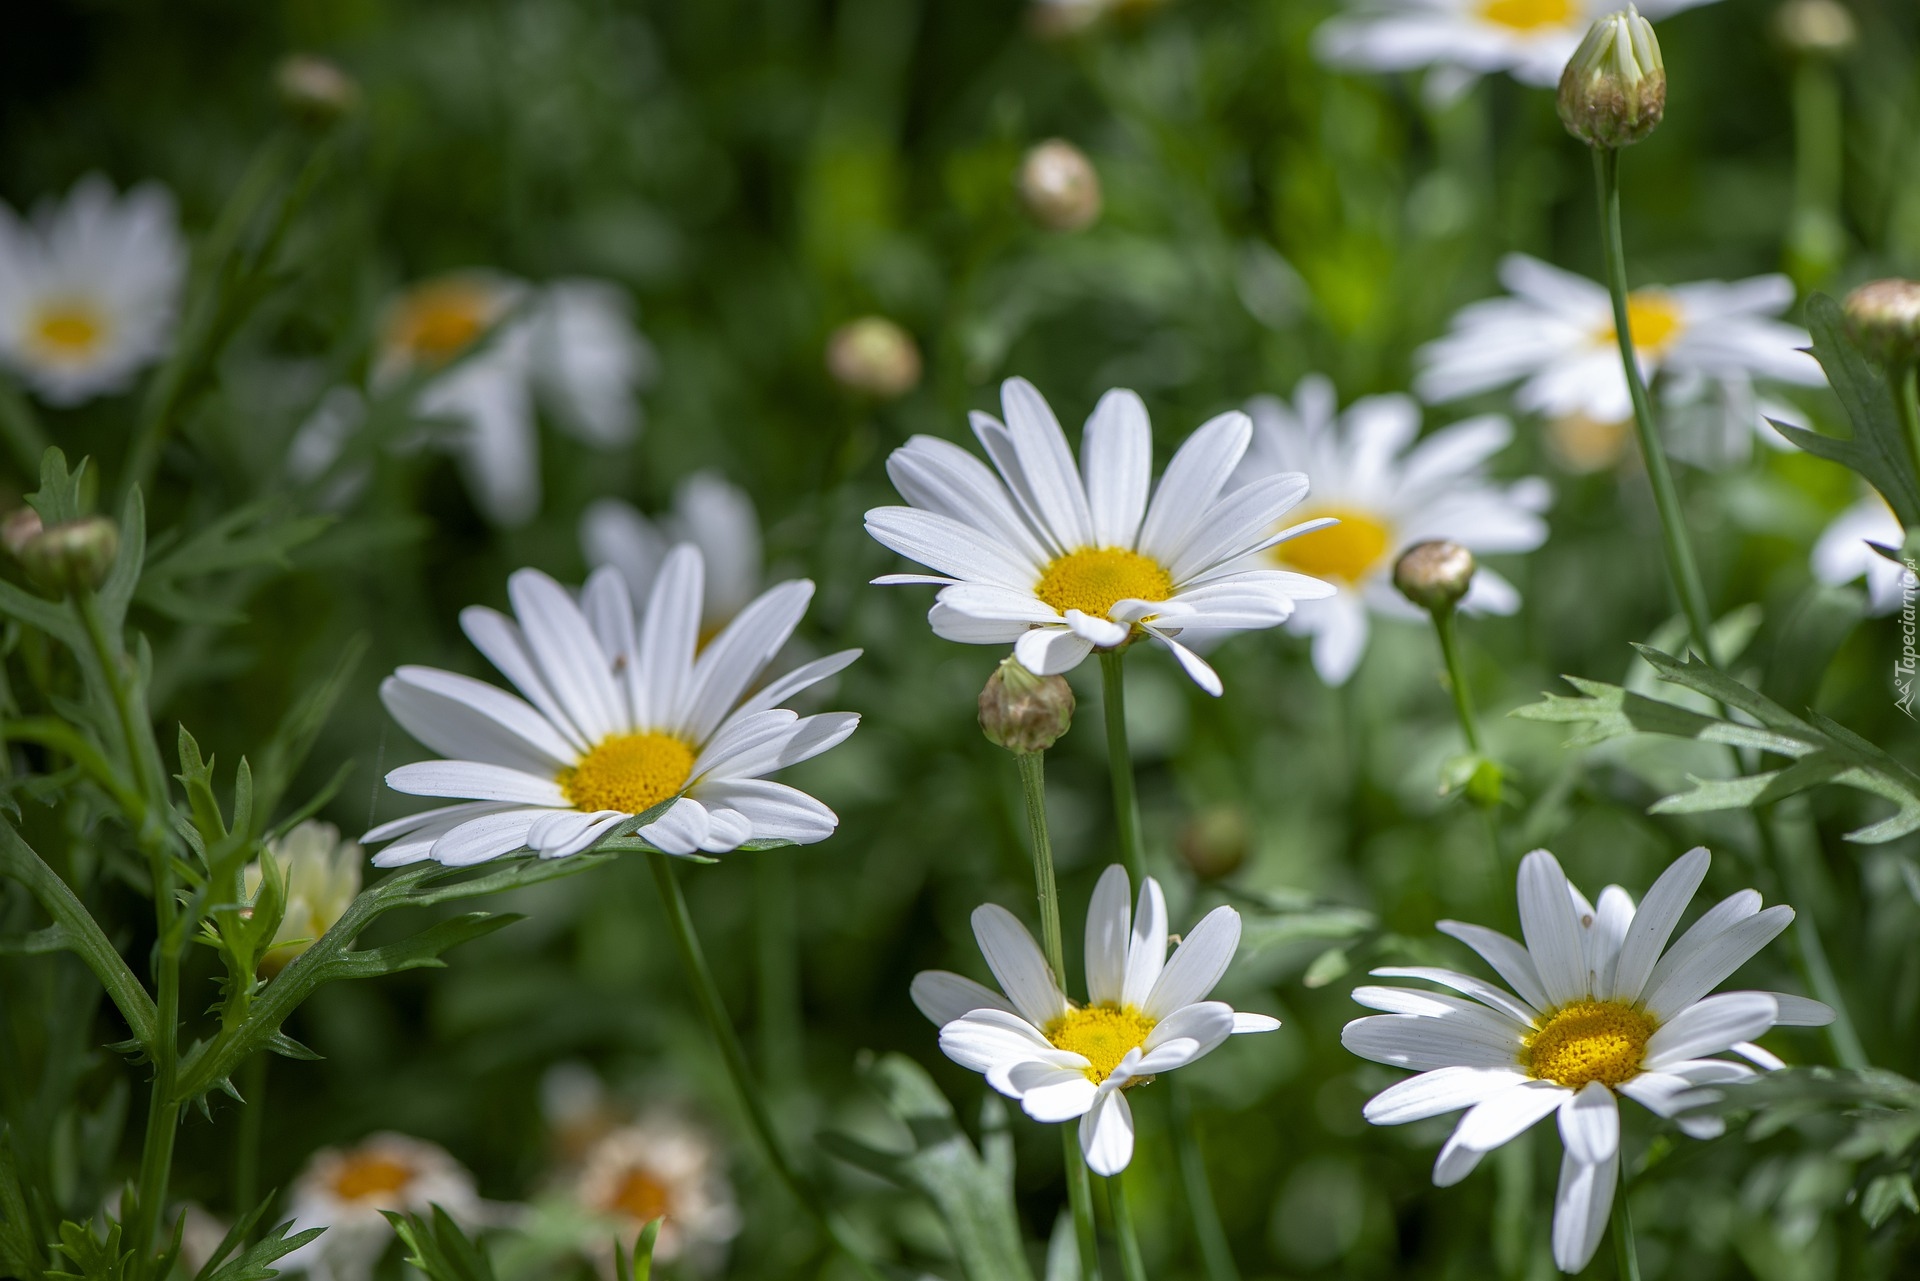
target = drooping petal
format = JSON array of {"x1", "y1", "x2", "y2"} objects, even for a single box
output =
[
  {"x1": 1079, "y1": 1082, "x2": 1136, "y2": 1176},
  {"x1": 1431, "y1": 1081, "x2": 1570, "y2": 1186},
  {"x1": 1363, "y1": 1065, "x2": 1532, "y2": 1126},
  {"x1": 1550, "y1": 1144, "x2": 1618, "y2": 1275}
]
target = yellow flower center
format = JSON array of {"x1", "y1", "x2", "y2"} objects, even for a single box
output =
[
  {"x1": 1272, "y1": 508, "x2": 1394, "y2": 584},
  {"x1": 1598, "y1": 291, "x2": 1687, "y2": 357},
  {"x1": 1046, "y1": 1004, "x2": 1158, "y2": 1084},
  {"x1": 606, "y1": 1168, "x2": 672, "y2": 1223},
  {"x1": 1034, "y1": 547, "x2": 1173, "y2": 619},
  {"x1": 559, "y1": 732, "x2": 696, "y2": 815},
  {"x1": 331, "y1": 1154, "x2": 416, "y2": 1203},
  {"x1": 1478, "y1": 0, "x2": 1575, "y2": 32},
  {"x1": 386, "y1": 280, "x2": 499, "y2": 367},
  {"x1": 30, "y1": 302, "x2": 106, "y2": 361},
  {"x1": 1525, "y1": 999, "x2": 1657, "y2": 1090}
]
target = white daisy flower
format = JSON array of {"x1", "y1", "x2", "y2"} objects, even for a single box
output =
[
  {"x1": 1414, "y1": 256, "x2": 1823, "y2": 452},
  {"x1": 281, "y1": 1133, "x2": 484, "y2": 1281},
  {"x1": 364, "y1": 545, "x2": 859, "y2": 865},
  {"x1": 1343, "y1": 847, "x2": 1832, "y2": 1273},
  {"x1": 910, "y1": 864, "x2": 1280, "y2": 1175},
  {"x1": 371, "y1": 272, "x2": 654, "y2": 526},
  {"x1": 582, "y1": 472, "x2": 763, "y2": 639},
  {"x1": 865, "y1": 377, "x2": 1335, "y2": 696},
  {"x1": 569, "y1": 1114, "x2": 741, "y2": 1272},
  {"x1": 1239, "y1": 375, "x2": 1550, "y2": 686},
  {"x1": 243, "y1": 820, "x2": 362, "y2": 975},
  {"x1": 1812, "y1": 494, "x2": 1909, "y2": 616},
  {"x1": 0, "y1": 174, "x2": 185, "y2": 406},
  {"x1": 1315, "y1": 0, "x2": 1715, "y2": 92}
]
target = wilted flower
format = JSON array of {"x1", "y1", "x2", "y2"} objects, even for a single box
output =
[
  {"x1": 1018, "y1": 140, "x2": 1102, "y2": 232},
  {"x1": 244, "y1": 821, "x2": 362, "y2": 976},
  {"x1": 1557, "y1": 7, "x2": 1666, "y2": 149},
  {"x1": 1344, "y1": 847, "x2": 1830, "y2": 1273},
  {"x1": 1812, "y1": 494, "x2": 1909, "y2": 616},
  {"x1": 0, "y1": 174, "x2": 185, "y2": 405},
  {"x1": 913, "y1": 864, "x2": 1279, "y2": 1175},
  {"x1": 280, "y1": 1134, "x2": 483, "y2": 1281},
  {"x1": 978, "y1": 655, "x2": 1075, "y2": 755},
  {"x1": 1842, "y1": 279, "x2": 1920, "y2": 370},
  {"x1": 582, "y1": 472, "x2": 763, "y2": 641},
  {"x1": 825, "y1": 316, "x2": 921, "y2": 398}
]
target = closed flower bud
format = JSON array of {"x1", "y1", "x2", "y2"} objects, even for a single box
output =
[
  {"x1": 1843, "y1": 279, "x2": 1920, "y2": 369},
  {"x1": 1178, "y1": 806, "x2": 1250, "y2": 882},
  {"x1": 18, "y1": 515, "x2": 119, "y2": 594},
  {"x1": 826, "y1": 316, "x2": 922, "y2": 399},
  {"x1": 1557, "y1": 8, "x2": 1666, "y2": 150},
  {"x1": 1018, "y1": 140, "x2": 1102, "y2": 232},
  {"x1": 275, "y1": 54, "x2": 360, "y2": 125},
  {"x1": 245, "y1": 821, "x2": 363, "y2": 976},
  {"x1": 1, "y1": 508, "x2": 43, "y2": 559},
  {"x1": 1393, "y1": 540, "x2": 1476, "y2": 614},
  {"x1": 979, "y1": 656, "x2": 1074, "y2": 755},
  {"x1": 1774, "y1": 0, "x2": 1856, "y2": 56}
]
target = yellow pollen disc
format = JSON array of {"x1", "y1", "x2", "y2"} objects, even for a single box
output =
[
  {"x1": 1525, "y1": 1000, "x2": 1657, "y2": 1090},
  {"x1": 1034, "y1": 547, "x2": 1173, "y2": 620},
  {"x1": 386, "y1": 280, "x2": 498, "y2": 367},
  {"x1": 1597, "y1": 291, "x2": 1687, "y2": 356},
  {"x1": 607, "y1": 1168, "x2": 672, "y2": 1223},
  {"x1": 30, "y1": 302, "x2": 106, "y2": 360},
  {"x1": 559, "y1": 733, "x2": 696, "y2": 814},
  {"x1": 331, "y1": 1154, "x2": 415, "y2": 1202},
  {"x1": 1046, "y1": 1004, "x2": 1157, "y2": 1084},
  {"x1": 1478, "y1": 0, "x2": 1575, "y2": 31},
  {"x1": 1273, "y1": 508, "x2": 1393, "y2": 584}
]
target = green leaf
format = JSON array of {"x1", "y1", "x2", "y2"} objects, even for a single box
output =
[
  {"x1": 194, "y1": 1218, "x2": 323, "y2": 1281},
  {"x1": 26, "y1": 450, "x2": 89, "y2": 527},
  {"x1": 385, "y1": 1206, "x2": 496, "y2": 1281},
  {"x1": 135, "y1": 502, "x2": 331, "y2": 625},
  {"x1": 1774, "y1": 294, "x2": 1920, "y2": 526},
  {"x1": 1861, "y1": 1174, "x2": 1920, "y2": 1229},
  {"x1": 48, "y1": 1218, "x2": 131, "y2": 1281},
  {"x1": 0, "y1": 1127, "x2": 43, "y2": 1280}
]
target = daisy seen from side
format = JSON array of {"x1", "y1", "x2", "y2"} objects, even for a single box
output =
[
  {"x1": 1342, "y1": 847, "x2": 1832, "y2": 1273},
  {"x1": 911, "y1": 863, "x2": 1280, "y2": 1175},
  {"x1": 364, "y1": 544, "x2": 859, "y2": 865},
  {"x1": 582, "y1": 471, "x2": 763, "y2": 639},
  {"x1": 0, "y1": 174, "x2": 185, "y2": 406},
  {"x1": 1239, "y1": 375, "x2": 1550, "y2": 686},
  {"x1": 866, "y1": 377, "x2": 1335, "y2": 696}
]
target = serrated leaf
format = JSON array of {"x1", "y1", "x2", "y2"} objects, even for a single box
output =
[
  {"x1": 1861, "y1": 1174, "x2": 1920, "y2": 1229},
  {"x1": 1778, "y1": 294, "x2": 1920, "y2": 525}
]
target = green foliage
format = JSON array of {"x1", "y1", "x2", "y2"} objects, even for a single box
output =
[{"x1": 387, "y1": 1206, "x2": 499, "y2": 1281}]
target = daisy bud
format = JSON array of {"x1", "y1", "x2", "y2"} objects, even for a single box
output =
[
  {"x1": 18, "y1": 515, "x2": 119, "y2": 594},
  {"x1": 1018, "y1": 140, "x2": 1102, "y2": 232},
  {"x1": 1393, "y1": 540, "x2": 1476, "y2": 615},
  {"x1": 1178, "y1": 806, "x2": 1249, "y2": 882},
  {"x1": 826, "y1": 316, "x2": 922, "y2": 399},
  {"x1": 1, "y1": 509, "x2": 44, "y2": 559},
  {"x1": 245, "y1": 821, "x2": 363, "y2": 977},
  {"x1": 1774, "y1": 0, "x2": 1856, "y2": 57},
  {"x1": 1843, "y1": 279, "x2": 1920, "y2": 369},
  {"x1": 1557, "y1": 7, "x2": 1666, "y2": 150},
  {"x1": 275, "y1": 54, "x2": 360, "y2": 125},
  {"x1": 978, "y1": 656, "x2": 1075, "y2": 755}
]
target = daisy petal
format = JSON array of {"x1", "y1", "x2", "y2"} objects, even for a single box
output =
[
  {"x1": 910, "y1": 971, "x2": 1018, "y2": 1026},
  {"x1": 1609, "y1": 846, "x2": 1708, "y2": 1003},
  {"x1": 1551, "y1": 1144, "x2": 1618, "y2": 1275},
  {"x1": 1079, "y1": 1083, "x2": 1136, "y2": 1176},
  {"x1": 1432, "y1": 1081, "x2": 1570, "y2": 1186},
  {"x1": 1643, "y1": 992, "x2": 1779, "y2": 1067},
  {"x1": 1517, "y1": 850, "x2": 1590, "y2": 1007},
  {"x1": 972, "y1": 904, "x2": 1070, "y2": 1028},
  {"x1": 1143, "y1": 905, "x2": 1240, "y2": 1018},
  {"x1": 1363, "y1": 1066, "x2": 1530, "y2": 1125},
  {"x1": 1084, "y1": 864, "x2": 1132, "y2": 1007},
  {"x1": 1640, "y1": 907, "x2": 1794, "y2": 1021}
]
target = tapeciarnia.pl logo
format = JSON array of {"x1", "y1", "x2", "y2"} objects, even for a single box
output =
[{"x1": 1899, "y1": 558, "x2": 1919, "y2": 719}]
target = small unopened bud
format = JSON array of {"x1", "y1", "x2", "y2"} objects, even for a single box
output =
[
  {"x1": 826, "y1": 316, "x2": 922, "y2": 399},
  {"x1": 1558, "y1": 8, "x2": 1666, "y2": 150},
  {"x1": 1, "y1": 509, "x2": 43, "y2": 559},
  {"x1": 979, "y1": 656, "x2": 1075, "y2": 755},
  {"x1": 1178, "y1": 806, "x2": 1249, "y2": 882},
  {"x1": 1393, "y1": 540, "x2": 1476, "y2": 614},
  {"x1": 246, "y1": 821, "x2": 363, "y2": 977},
  {"x1": 275, "y1": 54, "x2": 360, "y2": 125},
  {"x1": 17, "y1": 515, "x2": 119, "y2": 593},
  {"x1": 1843, "y1": 279, "x2": 1920, "y2": 369},
  {"x1": 1018, "y1": 140, "x2": 1102, "y2": 232},
  {"x1": 1774, "y1": 0, "x2": 1856, "y2": 56}
]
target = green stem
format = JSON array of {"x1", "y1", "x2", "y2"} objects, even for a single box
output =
[
  {"x1": 753, "y1": 855, "x2": 803, "y2": 1087},
  {"x1": 1062, "y1": 1130, "x2": 1102, "y2": 1281},
  {"x1": 646, "y1": 854, "x2": 883, "y2": 1281},
  {"x1": 1168, "y1": 1076, "x2": 1239, "y2": 1281},
  {"x1": 1106, "y1": 1176, "x2": 1149, "y2": 1281},
  {"x1": 1099, "y1": 652, "x2": 1146, "y2": 884},
  {"x1": 1612, "y1": 1193, "x2": 1642, "y2": 1281},
  {"x1": 1432, "y1": 609, "x2": 1482, "y2": 755},
  {"x1": 1892, "y1": 364, "x2": 1920, "y2": 496},
  {"x1": 1786, "y1": 57, "x2": 1844, "y2": 288},
  {"x1": 1592, "y1": 147, "x2": 1718, "y2": 667},
  {"x1": 1759, "y1": 812, "x2": 1870, "y2": 1071}
]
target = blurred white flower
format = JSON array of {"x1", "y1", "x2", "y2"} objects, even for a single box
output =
[
  {"x1": 244, "y1": 820, "x2": 362, "y2": 975},
  {"x1": 582, "y1": 473, "x2": 763, "y2": 639},
  {"x1": 911, "y1": 864, "x2": 1279, "y2": 1175},
  {"x1": 0, "y1": 174, "x2": 185, "y2": 405},
  {"x1": 1414, "y1": 256, "x2": 1823, "y2": 460},
  {"x1": 1812, "y1": 494, "x2": 1908, "y2": 615},
  {"x1": 368, "y1": 272, "x2": 653, "y2": 526},
  {"x1": 1315, "y1": 0, "x2": 1715, "y2": 93},
  {"x1": 365, "y1": 546, "x2": 859, "y2": 864},
  {"x1": 281, "y1": 1133, "x2": 483, "y2": 1281},
  {"x1": 867, "y1": 377, "x2": 1335, "y2": 696},
  {"x1": 1343, "y1": 847, "x2": 1831, "y2": 1273},
  {"x1": 1235, "y1": 376, "x2": 1550, "y2": 686},
  {"x1": 569, "y1": 1114, "x2": 741, "y2": 1273}
]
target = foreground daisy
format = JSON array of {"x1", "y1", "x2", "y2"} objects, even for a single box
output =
[
  {"x1": 1315, "y1": 0, "x2": 1714, "y2": 92},
  {"x1": 1238, "y1": 376, "x2": 1550, "y2": 685},
  {"x1": 582, "y1": 472, "x2": 763, "y2": 639},
  {"x1": 866, "y1": 377, "x2": 1334, "y2": 695},
  {"x1": 281, "y1": 1134, "x2": 484, "y2": 1281},
  {"x1": 911, "y1": 864, "x2": 1279, "y2": 1174},
  {"x1": 370, "y1": 271, "x2": 653, "y2": 526},
  {"x1": 0, "y1": 174, "x2": 185, "y2": 405},
  {"x1": 1812, "y1": 494, "x2": 1909, "y2": 616},
  {"x1": 365, "y1": 545, "x2": 859, "y2": 864},
  {"x1": 1343, "y1": 847, "x2": 1831, "y2": 1273}
]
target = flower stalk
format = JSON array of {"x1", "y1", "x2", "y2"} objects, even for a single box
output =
[{"x1": 1106, "y1": 1176, "x2": 1149, "y2": 1281}]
